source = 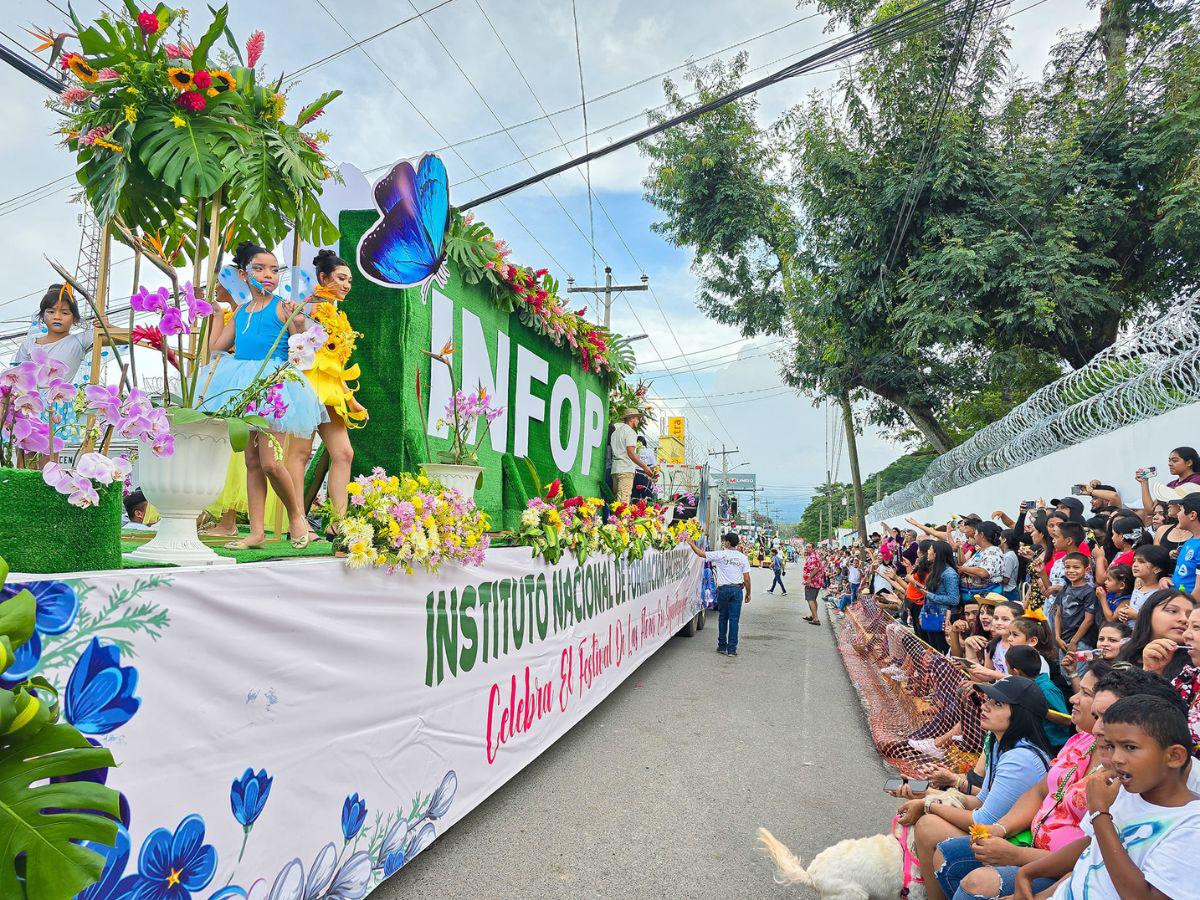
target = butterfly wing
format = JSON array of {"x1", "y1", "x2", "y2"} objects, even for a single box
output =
[
  {"x1": 414, "y1": 153, "x2": 449, "y2": 259},
  {"x1": 218, "y1": 263, "x2": 252, "y2": 306},
  {"x1": 358, "y1": 157, "x2": 446, "y2": 289},
  {"x1": 280, "y1": 268, "x2": 314, "y2": 307}
]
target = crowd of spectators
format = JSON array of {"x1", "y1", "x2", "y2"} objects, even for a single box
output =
[{"x1": 797, "y1": 446, "x2": 1200, "y2": 900}]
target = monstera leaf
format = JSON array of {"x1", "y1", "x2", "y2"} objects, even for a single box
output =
[
  {"x1": 135, "y1": 98, "x2": 245, "y2": 199},
  {"x1": 0, "y1": 722, "x2": 120, "y2": 900}
]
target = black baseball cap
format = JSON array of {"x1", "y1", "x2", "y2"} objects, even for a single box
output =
[
  {"x1": 1050, "y1": 497, "x2": 1086, "y2": 519},
  {"x1": 976, "y1": 675, "x2": 1049, "y2": 718}
]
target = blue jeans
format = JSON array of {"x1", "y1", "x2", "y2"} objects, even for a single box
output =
[
  {"x1": 716, "y1": 584, "x2": 744, "y2": 653},
  {"x1": 769, "y1": 570, "x2": 786, "y2": 592},
  {"x1": 936, "y1": 836, "x2": 1056, "y2": 899},
  {"x1": 836, "y1": 592, "x2": 854, "y2": 611}
]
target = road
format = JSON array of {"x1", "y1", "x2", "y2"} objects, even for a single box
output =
[{"x1": 379, "y1": 566, "x2": 898, "y2": 899}]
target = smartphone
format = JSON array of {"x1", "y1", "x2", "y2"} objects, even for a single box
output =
[
  {"x1": 1071, "y1": 484, "x2": 1087, "y2": 495},
  {"x1": 1020, "y1": 500, "x2": 1036, "y2": 510},
  {"x1": 884, "y1": 777, "x2": 906, "y2": 793},
  {"x1": 1073, "y1": 649, "x2": 1102, "y2": 662},
  {"x1": 1139, "y1": 466, "x2": 1158, "y2": 478},
  {"x1": 907, "y1": 779, "x2": 930, "y2": 793}
]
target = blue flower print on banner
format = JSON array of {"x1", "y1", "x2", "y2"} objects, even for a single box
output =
[
  {"x1": 426, "y1": 771, "x2": 457, "y2": 820},
  {"x1": 230, "y1": 768, "x2": 273, "y2": 829},
  {"x1": 378, "y1": 821, "x2": 435, "y2": 878},
  {"x1": 78, "y1": 823, "x2": 138, "y2": 900},
  {"x1": 257, "y1": 843, "x2": 371, "y2": 900},
  {"x1": 0, "y1": 579, "x2": 79, "y2": 685},
  {"x1": 340, "y1": 794, "x2": 367, "y2": 842},
  {"x1": 129, "y1": 813, "x2": 217, "y2": 899},
  {"x1": 65, "y1": 637, "x2": 142, "y2": 735}
]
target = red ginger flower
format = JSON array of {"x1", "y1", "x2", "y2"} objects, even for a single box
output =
[
  {"x1": 137, "y1": 11, "x2": 160, "y2": 35},
  {"x1": 245, "y1": 30, "x2": 265, "y2": 67},
  {"x1": 175, "y1": 90, "x2": 206, "y2": 112}
]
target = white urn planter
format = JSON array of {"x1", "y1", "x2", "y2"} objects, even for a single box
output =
[
  {"x1": 420, "y1": 463, "x2": 483, "y2": 499},
  {"x1": 126, "y1": 417, "x2": 235, "y2": 567}
]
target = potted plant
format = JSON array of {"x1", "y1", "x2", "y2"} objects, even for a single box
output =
[
  {"x1": 38, "y1": 3, "x2": 342, "y2": 565},
  {"x1": 416, "y1": 341, "x2": 505, "y2": 499}
]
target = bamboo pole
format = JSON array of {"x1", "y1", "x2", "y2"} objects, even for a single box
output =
[
  {"x1": 128, "y1": 245, "x2": 141, "y2": 388},
  {"x1": 80, "y1": 225, "x2": 111, "y2": 453}
]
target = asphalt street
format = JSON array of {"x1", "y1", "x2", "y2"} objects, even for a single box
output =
[{"x1": 379, "y1": 566, "x2": 898, "y2": 899}]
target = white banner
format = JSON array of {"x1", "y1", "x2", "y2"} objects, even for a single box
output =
[{"x1": 12, "y1": 548, "x2": 701, "y2": 899}]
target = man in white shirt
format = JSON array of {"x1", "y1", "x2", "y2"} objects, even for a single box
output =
[
  {"x1": 685, "y1": 532, "x2": 752, "y2": 657},
  {"x1": 609, "y1": 409, "x2": 656, "y2": 504}
]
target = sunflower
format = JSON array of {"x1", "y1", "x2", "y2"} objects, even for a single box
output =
[
  {"x1": 167, "y1": 67, "x2": 193, "y2": 90},
  {"x1": 209, "y1": 69, "x2": 236, "y2": 93},
  {"x1": 67, "y1": 56, "x2": 98, "y2": 83}
]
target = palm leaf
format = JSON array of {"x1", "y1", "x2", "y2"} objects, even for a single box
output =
[
  {"x1": 0, "y1": 723, "x2": 120, "y2": 900},
  {"x1": 190, "y1": 2, "x2": 228, "y2": 70}
]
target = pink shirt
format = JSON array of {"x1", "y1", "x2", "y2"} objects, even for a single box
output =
[{"x1": 1031, "y1": 731, "x2": 1096, "y2": 852}]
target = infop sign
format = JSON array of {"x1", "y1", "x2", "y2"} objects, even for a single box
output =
[{"x1": 725, "y1": 474, "x2": 756, "y2": 491}]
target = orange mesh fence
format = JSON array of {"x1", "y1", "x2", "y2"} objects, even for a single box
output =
[{"x1": 831, "y1": 595, "x2": 983, "y2": 779}]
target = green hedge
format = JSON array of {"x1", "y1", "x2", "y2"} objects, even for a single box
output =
[{"x1": 0, "y1": 467, "x2": 122, "y2": 573}]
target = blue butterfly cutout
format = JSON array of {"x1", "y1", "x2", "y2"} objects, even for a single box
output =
[
  {"x1": 217, "y1": 264, "x2": 313, "y2": 308},
  {"x1": 357, "y1": 153, "x2": 450, "y2": 301}
]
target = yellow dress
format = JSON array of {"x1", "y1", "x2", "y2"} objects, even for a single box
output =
[
  {"x1": 206, "y1": 451, "x2": 250, "y2": 517},
  {"x1": 305, "y1": 289, "x2": 367, "y2": 427}
]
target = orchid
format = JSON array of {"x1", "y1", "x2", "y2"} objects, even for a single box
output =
[
  {"x1": 182, "y1": 280, "x2": 212, "y2": 326},
  {"x1": 129, "y1": 285, "x2": 169, "y2": 314},
  {"x1": 159, "y1": 305, "x2": 185, "y2": 337}
]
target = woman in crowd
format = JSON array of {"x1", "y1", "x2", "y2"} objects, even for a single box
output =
[
  {"x1": 896, "y1": 676, "x2": 1052, "y2": 900},
  {"x1": 1161, "y1": 605, "x2": 1200, "y2": 744},
  {"x1": 1152, "y1": 496, "x2": 1190, "y2": 561},
  {"x1": 965, "y1": 600, "x2": 1022, "y2": 680},
  {"x1": 957, "y1": 521, "x2": 1005, "y2": 603},
  {"x1": 282, "y1": 250, "x2": 368, "y2": 536},
  {"x1": 200, "y1": 241, "x2": 325, "y2": 549},
  {"x1": 998, "y1": 529, "x2": 1022, "y2": 602},
  {"x1": 919, "y1": 540, "x2": 961, "y2": 653},
  {"x1": 1137, "y1": 446, "x2": 1200, "y2": 512},
  {"x1": 1118, "y1": 587, "x2": 1194, "y2": 679}
]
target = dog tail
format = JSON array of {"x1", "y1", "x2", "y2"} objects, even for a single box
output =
[{"x1": 757, "y1": 827, "x2": 815, "y2": 889}]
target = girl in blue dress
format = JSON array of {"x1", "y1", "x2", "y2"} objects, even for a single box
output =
[{"x1": 201, "y1": 241, "x2": 325, "y2": 549}]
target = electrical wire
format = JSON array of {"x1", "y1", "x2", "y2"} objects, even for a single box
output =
[{"x1": 569, "y1": 0, "x2": 599, "y2": 292}]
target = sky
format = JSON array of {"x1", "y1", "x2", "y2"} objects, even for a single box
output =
[{"x1": 0, "y1": 0, "x2": 1096, "y2": 521}]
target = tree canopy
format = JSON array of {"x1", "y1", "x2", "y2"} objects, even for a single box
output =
[{"x1": 641, "y1": 0, "x2": 1200, "y2": 453}]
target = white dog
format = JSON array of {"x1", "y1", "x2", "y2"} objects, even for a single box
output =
[{"x1": 757, "y1": 791, "x2": 968, "y2": 899}]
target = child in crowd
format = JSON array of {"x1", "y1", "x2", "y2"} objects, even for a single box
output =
[
  {"x1": 1127, "y1": 544, "x2": 1174, "y2": 620},
  {"x1": 1170, "y1": 493, "x2": 1200, "y2": 598},
  {"x1": 1093, "y1": 564, "x2": 1133, "y2": 625},
  {"x1": 1013, "y1": 696, "x2": 1200, "y2": 900},
  {"x1": 1005, "y1": 644, "x2": 1072, "y2": 751},
  {"x1": 1056, "y1": 552, "x2": 1096, "y2": 655},
  {"x1": 123, "y1": 489, "x2": 154, "y2": 530},
  {"x1": 12, "y1": 284, "x2": 96, "y2": 381}
]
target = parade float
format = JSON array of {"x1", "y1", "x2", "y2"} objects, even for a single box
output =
[{"x1": 0, "y1": 5, "x2": 702, "y2": 898}]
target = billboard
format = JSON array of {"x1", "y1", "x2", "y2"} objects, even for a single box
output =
[
  {"x1": 666, "y1": 416, "x2": 685, "y2": 439},
  {"x1": 724, "y1": 474, "x2": 757, "y2": 491}
]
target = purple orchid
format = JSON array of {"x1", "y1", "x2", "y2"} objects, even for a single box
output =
[
  {"x1": 182, "y1": 281, "x2": 213, "y2": 327},
  {"x1": 159, "y1": 305, "x2": 186, "y2": 337},
  {"x1": 130, "y1": 286, "x2": 169, "y2": 314}
]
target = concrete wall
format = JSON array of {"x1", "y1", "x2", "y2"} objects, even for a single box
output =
[{"x1": 870, "y1": 404, "x2": 1200, "y2": 530}]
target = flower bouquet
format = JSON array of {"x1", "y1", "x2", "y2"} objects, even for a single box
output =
[
  {"x1": 515, "y1": 479, "x2": 607, "y2": 565},
  {"x1": 333, "y1": 469, "x2": 490, "y2": 575}
]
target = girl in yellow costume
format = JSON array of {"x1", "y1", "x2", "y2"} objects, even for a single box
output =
[{"x1": 284, "y1": 249, "x2": 368, "y2": 531}]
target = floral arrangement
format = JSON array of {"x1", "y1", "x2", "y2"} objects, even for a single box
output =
[
  {"x1": 45, "y1": 4, "x2": 341, "y2": 251},
  {"x1": 418, "y1": 340, "x2": 505, "y2": 466},
  {"x1": 0, "y1": 348, "x2": 172, "y2": 507},
  {"x1": 514, "y1": 480, "x2": 691, "y2": 564},
  {"x1": 609, "y1": 378, "x2": 655, "y2": 431},
  {"x1": 332, "y1": 469, "x2": 491, "y2": 575},
  {"x1": 442, "y1": 211, "x2": 635, "y2": 386}
]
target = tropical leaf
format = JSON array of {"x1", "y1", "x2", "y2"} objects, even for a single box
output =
[
  {"x1": 0, "y1": 723, "x2": 120, "y2": 900},
  {"x1": 521, "y1": 456, "x2": 543, "y2": 497},
  {"x1": 225, "y1": 416, "x2": 249, "y2": 452},
  {"x1": 135, "y1": 102, "x2": 242, "y2": 198},
  {"x1": 190, "y1": 3, "x2": 228, "y2": 70},
  {"x1": 295, "y1": 90, "x2": 342, "y2": 127},
  {"x1": 210, "y1": 4, "x2": 244, "y2": 64}
]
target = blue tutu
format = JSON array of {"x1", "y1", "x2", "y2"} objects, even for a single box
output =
[{"x1": 197, "y1": 356, "x2": 327, "y2": 437}]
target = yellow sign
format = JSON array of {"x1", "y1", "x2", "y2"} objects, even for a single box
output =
[
  {"x1": 658, "y1": 435, "x2": 685, "y2": 465},
  {"x1": 667, "y1": 416, "x2": 685, "y2": 439}
]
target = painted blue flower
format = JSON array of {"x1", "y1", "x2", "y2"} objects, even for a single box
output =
[
  {"x1": 426, "y1": 770, "x2": 457, "y2": 820},
  {"x1": 230, "y1": 767, "x2": 273, "y2": 829},
  {"x1": 78, "y1": 823, "x2": 138, "y2": 900},
  {"x1": 340, "y1": 793, "x2": 367, "y2": 842},
  {"x1": 65, "y1": 637, "x2": 141, "y2": 735},
  {"x1": 129, "y1": 813, "x2": 217, "y2": 900},
  {"x1": 0, "y1": 580, "x2": 79, "y2": 686}
]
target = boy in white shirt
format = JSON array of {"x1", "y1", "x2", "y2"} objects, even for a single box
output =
[{"x1": 1013, "y1": 695, "x2": 1200, "y2": 900}]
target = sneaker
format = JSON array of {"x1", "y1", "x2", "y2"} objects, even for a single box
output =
[
  {"x1": 716, "y1": 647, "x2": 727, "y2": 655},
  {"x1": 727, "y1": 650, "x2": 738, "y2": 657},
  {"x1": 907, "y1": 737, "x2": 945, "y2": 759}
]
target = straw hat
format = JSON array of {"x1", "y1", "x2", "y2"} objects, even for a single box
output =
[
  {"x1": 620, "y1": 408, "x2": 641, "y2": 419},
  {"x1": 977, "y1": 591, "x2": 1007, "y2": 607},
  {"x1": 1151, "y1": 482, "x2": 1200, "y2": 503}
]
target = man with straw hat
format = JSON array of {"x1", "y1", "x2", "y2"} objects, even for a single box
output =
[{"x1": 609, "y1": 408, "x2": 656, "y2": 504}]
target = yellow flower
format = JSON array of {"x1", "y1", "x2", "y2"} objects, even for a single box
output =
[
  {"x1": 92, "y1": 138, "x2": 124, "y2": 153},
  {"x1": 267, "y1": 92, "x2": 286, "y2": 120},
  {"x1": 969, "y1": 824, "x2": 990, "y2": 843},
  {"x1": 346, "y1": 483, "x2": 363, "y2": 496},
  {"x1": 123, "y1": 105, "x2": 138, "y2": 125},
  {"x1": 170, "y1": 114, "x2": 186, "y2": 128},
  {"x1": 68, "y1": 56, "x2": 98, "y2": 83},
  {"x1": 167, "y1": 67, "x2": 193, "y2": 90},
  {"x1": 314, "y1": 129, "x2": 330, "y2": 143}
]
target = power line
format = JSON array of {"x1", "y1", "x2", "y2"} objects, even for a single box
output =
[
  {"x1": 460, "y1": 0, "x2": 1007, "y2": 209},
  {"x1": 282, "y1": 0, "x2": 461, "y2": 80},
  {"x1": 569, "y1": 0, "x2": 599, "y2": 292}
]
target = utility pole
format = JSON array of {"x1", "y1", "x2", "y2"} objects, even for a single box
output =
[
  {"x1": 708, "y1": 445, "x2": 739, "y2": 528},
  {"x1": 567, "y1": 266, "x2": 649, "y2": 329},
  {"x1": 826, "y1": 470, "x2": 833, "y2": 545}
]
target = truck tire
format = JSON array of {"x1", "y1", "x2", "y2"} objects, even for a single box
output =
[
  {"x1": 696, "y1": 609, "x2": 706, "y2": 631},
  {"x1": 679, "y1": 614, "x2": 697, "y2": 637}
]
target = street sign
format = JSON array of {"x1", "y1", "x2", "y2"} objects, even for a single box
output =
[
  {"x1": 724, "y1": 474, "x2": 756, "y2": 491},
  {"x1": 667, "y1": 416, "x2": 685, "y2": 439}
]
